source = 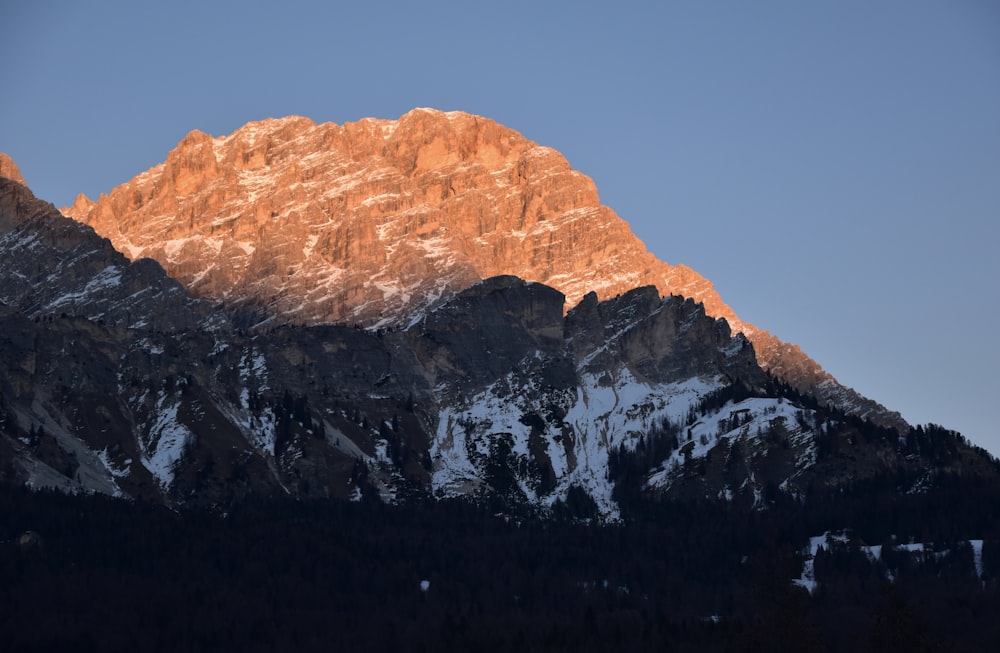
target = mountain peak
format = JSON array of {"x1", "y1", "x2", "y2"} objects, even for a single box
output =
[
  {"x1": 0, "y1": 153, "x2": 27, "y2": 186},
  {"x1": 61, "y1": 193, "x2": 95, "y2": 220},
  {"x1": 73, "y1": 109, "x2": 661, "y2": 322}
]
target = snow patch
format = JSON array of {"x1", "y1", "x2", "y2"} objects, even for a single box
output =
[
  {"x1": 43, "y1": 265, "x2": 123, "y2": 311},
  {"x1": 302, "y1": 234, "x2": 319, "y2": 258},
  {"x1": 139, "y1": 391, "x2": 193, "y2": 489},
  {"x1": 238, "y1": 167, "x2": 279, "y2": 204},
  {"x1": 971, "y1": 539, "x2": 984, "y2": 583},
  {"x1": 793, "y1": 532, "x2": 850, "y2": 594},
  {"x1": 95, "y1": 448, "x2": 129, "y2": 481}
]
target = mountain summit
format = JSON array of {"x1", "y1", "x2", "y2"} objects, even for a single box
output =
[
  {"x1": 0, "y1": 153, "x2": 26, "y2": 187},
  {"x1": 66, "y1": 109, "x2": 698, "y2": 326},
  {"x1": 63, "y1": 108, "x2": 899, "y2": 427}
]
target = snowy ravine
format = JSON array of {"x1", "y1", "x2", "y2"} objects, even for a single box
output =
[
  {"x1": 139, "y1": 389, "x2": 194, "y2": 489},
  {"x1": 430, "y1": 368, "x2": 724, "y2": 519}
]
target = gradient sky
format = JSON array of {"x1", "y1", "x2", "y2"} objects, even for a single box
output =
[{"x1": 2, "y1": 1, "x2": 998, "y2": 454}]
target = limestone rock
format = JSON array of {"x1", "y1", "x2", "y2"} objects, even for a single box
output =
[{"x1": 70, "y1": 109, "x2": 730, "y2": 327}]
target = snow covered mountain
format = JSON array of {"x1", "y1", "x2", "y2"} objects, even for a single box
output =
[{"x1": 3, "y1": 164, "x2": 996, "y2": 516}]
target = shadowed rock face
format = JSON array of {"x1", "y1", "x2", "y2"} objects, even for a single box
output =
[
  {"x1": 0, "y1": 178, "x2": 785, "y2": 512},
  {"x1": 0, "y1": 178, "x2": 206, "y2": 333},
  {"x1": 0, "y1": 181, "x2": 774, "y2": 511}
]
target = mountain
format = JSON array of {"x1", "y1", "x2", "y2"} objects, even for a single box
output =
[
  {"x1": 3, "y1": 162, "x2": 996, "y2": 516},
  {"x1": 4, "y1": 140, "x2": 1000, "y2": 650},
  {"x1": 62, "y1": 109, "x2": 903, "y2": 430}
]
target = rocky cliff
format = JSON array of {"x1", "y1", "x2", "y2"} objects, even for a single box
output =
[{"x1": 60, "y1": 109, "x2": 898, "y2": 427}]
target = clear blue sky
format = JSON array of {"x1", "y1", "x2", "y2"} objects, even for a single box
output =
[{"x1": 2, "y1": 1, "x2": 998, "y2": 454}]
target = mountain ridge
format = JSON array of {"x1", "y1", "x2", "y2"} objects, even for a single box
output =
[{"x1": 58, "y1": 108, "x2": 904, "y2": 430}]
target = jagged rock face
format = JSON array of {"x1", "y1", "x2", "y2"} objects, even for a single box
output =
[
  {"x1": 70, "y1": 109, "x2": 683, "y2": 328},
  {"x1": 404, "y1": 276, "x2": 568, "y2": 391},
  {"x1": 566, "y1": 286, "x2": 758, "y2": 384},
  {"x1": 64, "y1": 111, "x2": 740, "y2": 333}
]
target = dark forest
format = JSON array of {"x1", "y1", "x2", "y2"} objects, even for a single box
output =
[{"x1": 3, "y1": 475, "x2": 1000, "y2": 653}]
